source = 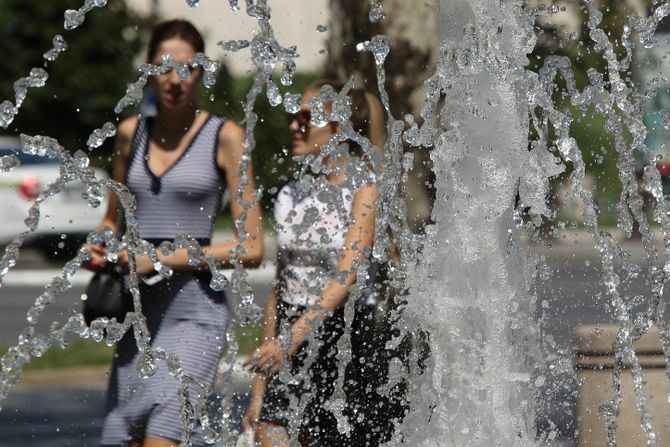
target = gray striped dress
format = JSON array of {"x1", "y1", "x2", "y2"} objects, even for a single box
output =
[{"x1": 101, "y1": 114, "x2": 230, "y2": 446}]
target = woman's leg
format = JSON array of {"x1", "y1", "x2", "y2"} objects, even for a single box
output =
[
  {"x1": 142, "y1": 436, "x2": 180, "y2": 447},
  {"x1": 256, "y1": 422, "x2": 290, "y2": 447}
]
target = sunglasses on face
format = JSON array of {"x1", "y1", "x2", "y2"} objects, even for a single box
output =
[{"x1": 287, "y1": 110, "x2": 312, "y2": 128}]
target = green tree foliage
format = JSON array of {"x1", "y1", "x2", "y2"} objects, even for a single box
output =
[
  {"x1": 527, "y1": 1, "x2": 653, "y2": 223},
  {"x1": 0, "y1": 0, "x2": 144, "y2": 152}
]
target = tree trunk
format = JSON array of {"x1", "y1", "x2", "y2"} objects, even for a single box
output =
[
  {"x1": 326, "y1": 0, "x2": 437, "y2": 117},
  {"x1": 327, "y1": 0, "x2": 438, "y2": 228}
]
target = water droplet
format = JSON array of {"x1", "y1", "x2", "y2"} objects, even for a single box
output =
[
  {"x1": 356, "y1": 35, "x2": 390, "y2": 66},
  {"x1": 283, "y1": 93, "x2": 302, "y2": 113},
  {"x1": 209, "y1": 271, "x2": 228, "y2": 292},
  {"x1": 63, "y1": 9, "x2": 84, "y2": 30},
  {"x1": 266, "y1": 80, "x2": 282, "y2": 107},
  {"x1": 0, "y1": 101, "x2": 17, "y2": 128},
  {"x1": 0, "y1": 154, "x2": 20, "y2": 172},
  {"x1": 217, "y1": 39, "x2": 250, "y2": 52},
  {"x1": 137, "y1": 352, "x2": 158, "y2": 378},
  {"x1": 369, "y1": 0, "x2": 385, "y2": 22},
  {"x1": 43, "y1": 35, "x2": 68, "y2": 61},
  {"x1": 280, "y1": 60, "x2": 296, "y2": 86},
  {"x1": 73, "y1": 150, "x2": 90, "y2": 169},
  {"x1": 29, "y1": 335, "x2": 49, "y2": 357},
  {"x1": 87, "y1": 122, "x2": 116, "y2": 149}
]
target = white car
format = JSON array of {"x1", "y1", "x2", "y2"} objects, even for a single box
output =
[{"x1": 0, "y1": 136, "x2": 109, "y2": 258}]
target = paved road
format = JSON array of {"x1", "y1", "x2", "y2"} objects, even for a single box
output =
[{"x1": 0, "y1": 236, "x2": 665, "y2": 446}]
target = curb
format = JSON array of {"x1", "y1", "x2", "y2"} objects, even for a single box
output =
[
  {"x1": 16, "y1": 357, "x2": 254, "y2": 388},
  {"x1": 2, "y1": 262, "x2": 276, "y2": 287}
]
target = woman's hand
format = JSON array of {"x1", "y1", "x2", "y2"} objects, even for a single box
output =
[
  {"x1": 117, "y1": 250, "x2": 156, "y2": 276},
  {"x1": 244, "y1": 339, "x2": 284, "y2": 375},
  {"x1": 244, "y1": 309, "x2": 328, "y2": 375},
  {"x1": 81, "y1": 243, "x2": 108, "y2": 271}
]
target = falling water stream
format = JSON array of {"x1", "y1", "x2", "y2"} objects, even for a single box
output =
[{"x1": 2, "y1": 0, "x2": 670, "y2": 446}]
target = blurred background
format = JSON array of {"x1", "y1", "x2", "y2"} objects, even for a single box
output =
[{"x1": 2, "y1": 0, "x2": 670, "y2": 445}]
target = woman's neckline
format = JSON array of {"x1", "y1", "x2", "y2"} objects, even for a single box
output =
[{"x1": 143, "y1": 111, "x2": 212, "y2": 180}]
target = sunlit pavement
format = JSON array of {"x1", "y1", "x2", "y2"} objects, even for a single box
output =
[
  {"x1": 0, "y1": 230, "x2": 662, "y2": 445},
  {"x1": 0, "y1": 368, "x2": 252, "y2": 447}
]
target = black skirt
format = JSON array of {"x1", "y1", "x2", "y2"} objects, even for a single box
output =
[
  {"x1": 258, "y1": 300, "x2": 346, "y2": 446},
  {"x1": 343, "y1": 303, "x2": 411, "y2": 446}
]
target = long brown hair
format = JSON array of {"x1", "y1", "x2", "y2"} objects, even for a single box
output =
[{"x1": 147, "y1": 19, "x2": 205, "y2": 62}]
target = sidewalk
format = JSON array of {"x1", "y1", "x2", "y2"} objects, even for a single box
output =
[
  {"x1": 523, "y1": 227, "x2": 667, "y2": 260},
  {"x1": 1, "y1": 363, "x2": 252, "y2": 447},
  {"x1": 20, "y1": 365, "x2": 110, "y2": 387}
]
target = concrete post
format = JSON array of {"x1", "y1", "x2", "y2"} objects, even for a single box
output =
[{"x1": 575, "y1": 325, "x2": 670, "y2": 445}]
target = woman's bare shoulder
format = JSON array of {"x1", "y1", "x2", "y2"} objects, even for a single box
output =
[
  {"x1": 114, "y1": 116, "x2": 139, "y2": 156},
  {"x1": 216, "y1": 120, "x2": 246, "y2": 172},
  {"x1": 218, "y1": 120, "x2": 245, "y2": 150},
  {"x1": 117, "y1": 116, "x2": 139, "y2": 139}
]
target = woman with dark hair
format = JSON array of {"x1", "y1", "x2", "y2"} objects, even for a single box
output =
[
  {"x1": 84, "y1": 19, "x2": 263, "y2": 447},
  {"x1": 242, "y1": 82, "x2": 385, "y2": 446}
]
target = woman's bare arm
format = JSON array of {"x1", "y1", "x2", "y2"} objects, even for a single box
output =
[
  {"x1": 260, "y1": 287, "x2": 279, "y2": 342},
  {"x1": 286, "y1": 184, "x2": 378, "y2": 353},
  {"x1": 247, "y1": 185, "x2": 378, "y2": 373},
  {"x1": 243, "y1": 285, "x2": 280, "y2": 428},
  {"x1": 82, "y1": 117, "x2": 136, "y2": 270},
  {"x1": 100, "y1": 117, "x2": 136, "y2": 232}
]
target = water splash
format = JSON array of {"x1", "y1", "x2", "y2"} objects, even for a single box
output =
[
  {"x1": 0, "y1": 155, "x2": 20, "y2": 173},
  {"x1": 217, "y1": 39, "x2": 250, "y2": 52},
  {"x1": 369, "y1": 0, "x2": 385, "y2": 23},
  {"x1": 86, "y1": 122, "x2": 116, "y2": 150},
  {"x1": 4, "y1": 0, "x2": 670, "y2": 445},
  {"x1": 43, "y1": 35, "x2": 68, "y2": 62},
  {"x1": 64, "y1": 0, "x2": 108, "y2": 31}
]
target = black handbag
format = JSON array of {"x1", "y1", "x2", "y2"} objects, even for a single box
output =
[{"x1": 83, "y1": 265, "x2": 133, "y2": 325}]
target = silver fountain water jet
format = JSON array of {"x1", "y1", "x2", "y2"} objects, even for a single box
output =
[
  {"x1": 398, "y1": 1, "x2": 546, "y2": 445},
  {"x1": 399, "y1": 1, "x2": 670, "y2": 445}
]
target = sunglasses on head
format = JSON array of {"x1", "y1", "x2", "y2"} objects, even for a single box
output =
[{"x1": 287, "y1": 110, "x2": 312, "y2": 127}]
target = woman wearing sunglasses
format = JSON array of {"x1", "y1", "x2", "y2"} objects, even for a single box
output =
[{"x1": 243, "y1": 82, "x2": 385, "y2": 446}]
